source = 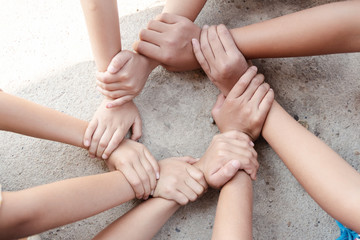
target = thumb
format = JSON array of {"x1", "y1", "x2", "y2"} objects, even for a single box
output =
[
  {"x1": 107, "y1": 51, "x2": 130, "y2": 74},
  {"x1": 209, "y1": 160, "x2": 240, "y2": 189},
  {"x1": 211, "y1": 93, "x2": 225, "y2": 119},
  {"x1": 131, "y1": 116, "x2": 142, "y2": 141}
]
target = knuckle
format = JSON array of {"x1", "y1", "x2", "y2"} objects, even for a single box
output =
[{"x1": 99, "y1": 141, "x2": 107, "y2": 148}]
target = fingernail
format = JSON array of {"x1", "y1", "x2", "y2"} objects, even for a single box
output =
[
  {"x1": 156, "y1": 172, "x2": 160, "y2": 179},
  {"x1": 250, "y1": 66, "x2": 257, "y2": 71},
  {"x1": 102, "y1": 154, "x2": 108, "y2": 159},
  {"x1": 151, "y1": 190, "x2": 154, "y2": 196},
  {"x1": 191, "y1": 38, "x2": 197, "y2": 45},
  {"x1": 231, "y1": 160, "x2": 240, "y2": 168},
  {"x1": 250, "y1": 141, "x2": 255, "y2": 147},
  {"x1": 107, "y1": 65, "x2": 116, "y2": 74},
  {"x1": 269, "y1": 88, "x2": 273, "y2": 92},
  {"x1": 84, "y1": 140, "x2": 90, "y2": 147},
  {"x1": 203, "y1": 25, "x2": 209, "y2": 29},
  {"x1": 106, "y1": 103, "x2": 113, "y2": 108}
]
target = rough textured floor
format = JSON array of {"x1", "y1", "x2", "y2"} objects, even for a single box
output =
[{"x1": 1, "y1": 0, "x2": 359, "y2": 239}]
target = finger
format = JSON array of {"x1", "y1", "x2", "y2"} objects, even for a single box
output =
[
  {"x1": 107, "y1": 95, "x2": 135, "y2": 108},
  {"x1": 259, "y1": 88, "x2": 275, "y2": 114},
  {"x1": 147, "y1": 19, "x2": 169, "y2": 33},
  {"x1": 207, "y1": 25, "x2": 226, "y2": 59},
  {"x1": 171, "y1": 190, "x2": 189, "y2": 206},
  {"x1": 226, "y1": 66, "x2": 257, "y2": 99},
  {"x1": 200, "y1": 25, "x2": 215, "y2": 67},
  {"x1": 133, "y1": 40, "x2": 162, "y2": 61},
  {"x1": 139, "y1": 29, "x2": 162, "y2": 46},
  {"x1": 178, "y1": 156, "x2": 197, "y2": 164},
  {"x1": 139, "y1": 155, "x2": 157, "y2": 196},
  {"x1": 84, "y1": 119, "x2": 98, "y2": 148},
  {"x1": 96, "y1": 80, "x2": 123, "y2": 91},
  {"x1": 96, "y1": 71, "x2": 120, "y2": 84},
  {"x1": 131, "y1": 115, "x2": 142, "y2": 141},
  {"x1": 217, "y1": 24, "x2": 241, "y2": 55},
  {"x1": 185, "y1": 177, "x2": 204, "y2": 197},
  {"x1": 177, "y1": 183, "x2": 198, "y2": 203},
  {"x1": 210, "y1": 160, "x2": 240, "y2": 188},
  {"x1": 250, "y1": 82, "x2": 270, "y2": 106},
  {"x1": 192, "y1": 38, "x2": 210, "y2": 74},
  {"x1": 122, "y1": 165, "x2": 145, "y2": 199},
  {"x1": 107, "y1": 52, "x2": 131, "y2": 74},
  {"x1": 102, "y1": 129, "x2": 126, "y2": 159},
  {"x1": 88, "y1": 124, "x2": 106, "y2": 157},
  {"x1": 144, "y1": 149, "x2": 160, "y2": 180},
  {"x1": 242, "y1": 73, "x2": 265, "y2": 101},
  {"x1": 96, "y1": 128, "x2": 113, "y2": 159},
  {"x1": 211, "y1": 93, "x2": 225, "y2": 119},
  {"x1": 186, "y1": 166, "x2": 207, "y2": 190},
  {"x1": 133, "y1": 160, "x2": 151, "y2": 199}
]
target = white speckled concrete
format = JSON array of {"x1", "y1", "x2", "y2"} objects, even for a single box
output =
[{"x1": 1, "y1": 0, "x2": 359, "y2": 239}]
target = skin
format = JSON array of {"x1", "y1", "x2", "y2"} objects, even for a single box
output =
[
  {"x1": 94, "y1": 0, "x2": 208, "y2": 106},
  {"x1": 133, "y1": 1, "x2": 360, "y2": 71},
  {"x1": 195, "y1": 24, "x2": 360, "y2": 233}
]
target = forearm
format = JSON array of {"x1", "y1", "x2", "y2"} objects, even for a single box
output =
[
  {"x1": 162, "y1": 0, "x2": 207, "y2": 21},
  {"x1": 0, "y1": 171, "x2": 135, "y2": 239},
  {"x1": 80, "y1": 0, "x2": 121, "y2": 71},
  {"x1": 230, "y1": 1, "x2": 360, "y2": 59},
  {"x1": 94, "y1": 198, "x2": 180, "y2": 240},
  {"x1": 212, "y1": 171, "x2": 253, "y2": 240},
  {"x1": 0, "y1": 91, "x2": 87, "y2": 148},
  {"x1": 262, "y1": 101, "x2": 360, "y2": 232}
]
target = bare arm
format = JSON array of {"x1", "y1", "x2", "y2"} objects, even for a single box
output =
[
  {"x1": 231, "y1": 0, "x2": 360, "y2": 59},
  {"x1": 93, "y1": 198, "x2": 179, "y2": 240},
  {"x1": 0, "y1": 171, "x2": 135, "y2": 239},
  {"x1": 162, "y1": 0, "x2": 207, "y2": 21},
  {"x1": 80, "y1": 0, "x2": 121, "y2": 71},
  {"x1": 262, "y1": 101, "x2": 360, "y2": 232},
  {"x1": 212, "y1": 171, "x2": 253, "y2": 240},
  {"x1": 0, "y1": 91, "x2": 87, "y2": 148}
]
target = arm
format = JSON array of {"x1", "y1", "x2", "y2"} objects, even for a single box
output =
[
  {"x1": 212, "y1": 171, "x2": 253, "y2": 240},
  {"x1": 262, "y1": 101, "x2": 360, "y2": 232},
  {"x1": 231, "y1": 0, "x2": 360, "y2": 59},
  {"x1": 135, "y1": 1, "x2": 360, "y2": 71},
  {"x1": 0, "y1": 90, "x2": 159, "y2": 200},
  {"x1": 93, "y1": 198, "x2": 179, "y2": 240},
  {"x1": 93, "y1": 157, "x2": 207, "y2": 240},
  {"x1": 0, "y1": 91, "x2": 86, "y2": 148},
  {"x1": 0, "y1": 171, "x2": 135, "y2": 239}
]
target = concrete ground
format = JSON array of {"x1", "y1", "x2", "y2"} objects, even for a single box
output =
[{"x1": 1, "y1": 0, "x2": 359, "y2": 239}]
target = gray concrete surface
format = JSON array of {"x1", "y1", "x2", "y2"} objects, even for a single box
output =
[{"x1": 1, "y1": 0, "x2": 359, "y2": 239}]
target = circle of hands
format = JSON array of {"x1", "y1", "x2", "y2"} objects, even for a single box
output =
[{"x1": 85, "y1": 13, "x2": 274, "y2": 205}]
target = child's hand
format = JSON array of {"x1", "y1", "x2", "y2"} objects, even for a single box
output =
[
  {"x1": 84, "y1": 99, "x2": 142, "y2": 159},
  {"x1": 153, "y1": 157, "x2": 207, "y2": 205},
  {"x1": 192, "y1": 24, "x2": 248, "y2": 96},
  {"x1": 211, "y1": 66, "x2": 274, "y2": 141},
  {"x1": 95, "y1": 50, "x2": 157, "y2": 108},
  {"x1": 133, "y1": 13, "x2": 201, "y2": 72},
  {"x1": 105, "y1": 139, "x2": 159, "y2": 200},
  {"x1": 195, "y1": 131, "x2": 258, "y2": 188}
]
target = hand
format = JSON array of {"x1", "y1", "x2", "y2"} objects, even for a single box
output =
[
  {"x1": 96, "y1": 50, "x2": 158, "y2": 108},
  {"x1": 192, "y1": 24, "x2": 248, "y2": 96},
  {"x1": 195, "y1": 131, "x2": 258, "y2": 189},
  {"x1": 84, "y1": 99, "x2": 142, "y2": 159},
  {"x1": 133, "y1": 13, "x2": 201, "y2": 72},
  {"x1": 106, "y1": 139, "x2": 159, "y2": 200},
  {"x1": 153, "y1": 157, "x2": 207, "y2": 205},
  {"x1": 211, "y1": 66, "x2": 274, "y2": 141}
]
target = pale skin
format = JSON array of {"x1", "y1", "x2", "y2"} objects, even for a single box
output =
[
  {"x1": 194, "y1": 25, "x2": 360, "y2": 233},
  {"x1": 0, "y1": 90, "x2": 210, "y2": 238},
  {"x1": 93, "y1": 0, "x2": 208, "y2": 107},
  {"x1": 91, "y1": 131, "x2": 259, "y2": 240},
  {"x1": 133, "y1": 0, "x2": 360, "y2": 72}
]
